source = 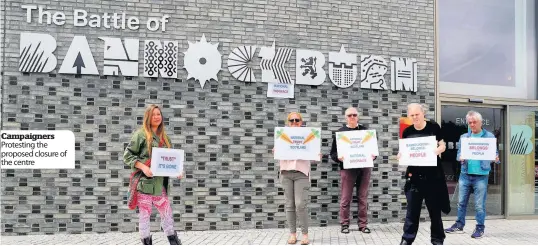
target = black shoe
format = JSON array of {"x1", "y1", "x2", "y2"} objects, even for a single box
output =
[
  {"x1": 167, "y1": 231, "x2": 182, "y2": 245},
  {"x1": 431, "y1": 240, "x2": 443, "y2": 245},
  {"x1": 341, "y1": 224, "x2": 350, "y2": 234},
  {"x1": 359, "y1": 227, "x2": 371, "y2": 233},
  {"x1": 400, "y1": 239, "x2": 412, "y2": 245},
  {"x1": 141, "y1": 235, "x2": 152, "y2": 245}
]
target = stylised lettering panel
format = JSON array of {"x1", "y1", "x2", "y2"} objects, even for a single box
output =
[
  {"x1": 296, "y1": 49, "x2": 326, "y2": 86},
  {"x1": 259, "y1": 42, "x2": 294, "y2": 84},
  {"x1": 328, "y1": 45, "x2": 357, "y2": 88},
  {"x1": 19, "y1": 33, "x2": 58, "y2": 73},
  {"x1": 228, "y1": 45, "x2": 256, "y2": 83},
  {"x1": 99, "y1": 37, "x2": 139, "y2": 76},
  {"x1": 58, "y1": 36, "x2": 99, "y2": 75},
  {"x1": 360, "y1": 55, "x2": 388, "y2": 90},
  {"x1": 183, "y1": 34, "x2": 222, "y2": 88},
  {"x1": 510, "y1": 125, "x2": 533, "y2": 155},
  {"x1": 390, "y1": 57, "x2": 418, "y2": 92},
  {"x1": 144, "y1": 40, "x2": 178, "y2": 78}
]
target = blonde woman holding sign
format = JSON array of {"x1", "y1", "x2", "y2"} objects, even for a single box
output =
[
  {"x1": 273, "y1": 112, "x2": 322, "y2": 245},
  {"x1": 124, "y1": 104, "x2": 183, "y2": 245}
]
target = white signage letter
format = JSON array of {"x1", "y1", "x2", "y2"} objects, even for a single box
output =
[
  {"x1": 160, "y1": 15, "x2": 169, "y2": 32},
  {"x1": 52, "y1": 12, "x2": 65, "y2": 25},
  {"x1": 128, "y1": 17, "x2": 140, "y2": 30},
  {"x1": 73, "y1": 9, "x2": 88, "y2": 27},
  {"x1": 146, "y1": 18, "x2": 160, "y2": 31},
  {"x1": 38, "y1": 6, "x2": 52, "y2": 24},
  {"x1": 21, "y1": 5, "x2": 37, "y2": 23}
]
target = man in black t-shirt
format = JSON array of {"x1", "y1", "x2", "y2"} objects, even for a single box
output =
[{"x1": 398, "y1": 103, "x2": 450, "y2": 245}]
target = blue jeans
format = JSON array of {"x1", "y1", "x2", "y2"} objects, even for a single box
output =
[{"x1": 455, "y1": 172, "x2": 489, "y2": 229}]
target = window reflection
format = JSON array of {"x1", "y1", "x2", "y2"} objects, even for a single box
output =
[{"x1": 439, "y1": 0, "x2": 515, "y2": 86}]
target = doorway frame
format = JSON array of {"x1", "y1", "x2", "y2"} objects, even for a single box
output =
[
  {"x1": 437, "y1": 99, "x2": 507, "y2": 221},
  {"x1": 437, "y1": 94, "x2": 538, "y2": 220}
]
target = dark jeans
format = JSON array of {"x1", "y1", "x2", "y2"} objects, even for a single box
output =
[{"x1": 402, "y1": 179, "x2": 445, "y2": 244}]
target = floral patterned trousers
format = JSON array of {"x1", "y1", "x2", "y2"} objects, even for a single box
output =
[{"x1": 137, "y1": 190, "x2": 175, "y2": 238}]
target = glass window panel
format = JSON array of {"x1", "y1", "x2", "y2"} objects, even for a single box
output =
[
  {"x1": 507, "y1": 106, "x2": 537, "y2": 215},
  {"x1": 438, "y1": 0, "x2": 536, "y2": 99},
  {"x1": 439, "y1": 0, "x2": 515, "y2": 86}
]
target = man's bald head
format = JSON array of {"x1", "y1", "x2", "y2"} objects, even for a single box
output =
[
  {"x1": 407, "y1": 103, "x2": 425, "y2": 114},
  {"x1": 407, "y1": 103, "x2": 426, "y2": 128}
]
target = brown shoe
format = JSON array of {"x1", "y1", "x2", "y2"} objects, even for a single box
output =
[{"x1": 287, "y1": 235, "x2": 297, "y2": 244}]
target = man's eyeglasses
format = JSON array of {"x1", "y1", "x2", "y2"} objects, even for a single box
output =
[
  {"x1": 289, "y1": 119, "x2": 301, "y2": 123},
  {"x1": 346, "y1": 114, "x2": 358, "y2": 118}
]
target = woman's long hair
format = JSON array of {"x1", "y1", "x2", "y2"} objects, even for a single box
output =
[{"x1": 142, "y1": 104, "x2": 171, "y2": 155}]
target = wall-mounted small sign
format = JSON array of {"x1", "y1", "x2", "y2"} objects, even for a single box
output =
[{"x1": 267, "y1": 83, "x2": 294, "y2": 99}]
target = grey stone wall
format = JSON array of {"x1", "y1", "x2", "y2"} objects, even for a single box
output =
[
  {"x1": 1, "y1": 0, "x2": 436, "y2": 235},
  {"x1": 0, "y1": 0, "x2": 5, "y2": 125}
]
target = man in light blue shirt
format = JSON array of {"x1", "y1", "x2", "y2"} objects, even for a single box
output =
[{"x1": 445, "y1": 111, "x2": 500, "y2": 239}]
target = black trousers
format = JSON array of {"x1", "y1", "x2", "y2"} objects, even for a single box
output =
[{"x1": 402, "y1": 180, "x2": 445, "y2": 244}]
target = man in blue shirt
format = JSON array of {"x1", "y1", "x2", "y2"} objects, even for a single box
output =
[{"x1": 445, "y1": 111, "x2": 500, "y2": 239}]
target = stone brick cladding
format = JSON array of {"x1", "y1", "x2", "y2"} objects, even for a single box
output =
[{"x1": 0, "y1": 0, "x2": 435, "y2": 235}]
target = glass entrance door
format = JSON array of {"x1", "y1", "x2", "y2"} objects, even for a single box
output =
[{"x1": 440, "y1": 105, "x2": 505, "y2": 217}]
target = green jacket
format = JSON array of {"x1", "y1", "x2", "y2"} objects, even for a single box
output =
[{"x1": 124, "y1": 129, "x2": 171, "y2": 196}]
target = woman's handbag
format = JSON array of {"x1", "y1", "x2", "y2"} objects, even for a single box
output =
[{"x1": 127, "y1": 137, "x2": 164, "y2": 210}]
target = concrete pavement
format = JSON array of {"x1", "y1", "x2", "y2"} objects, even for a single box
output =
[{"x1": 2, "y1": 219, "x2": 537, "y2": 245}]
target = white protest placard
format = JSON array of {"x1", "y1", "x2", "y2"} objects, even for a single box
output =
[
  {"x1": 336, "y1": 130, "x2": 379, "y2": 168},
  {"x1": 398, "y1": 136, "x2": 437, "y2": 166},
  {"x1": 150, "y1": 147, "x2": 184, "y2": 177},
  {"x1": 274, "y1": 127, "x2": 321, "y2": 161},
  {"x1": 460, "y1": 138, "x2": 497, "y2": 161}
]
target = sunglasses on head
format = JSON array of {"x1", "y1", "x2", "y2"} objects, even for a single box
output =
[
  {"x1": 289, "y1": 119, "x2": 301, "y2": 123},
  {"x1": 346, "y1": 114, "x2": 358, "y2": 117}
]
